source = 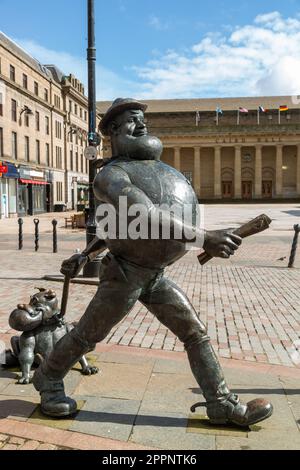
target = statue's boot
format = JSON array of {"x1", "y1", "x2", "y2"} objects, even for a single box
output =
[
  {"x1": 187, "y1": 338, "x2": 273, "y2": 427},
  {"x1": 32, "y1": 331, "x2": 90, "y2": 417}
]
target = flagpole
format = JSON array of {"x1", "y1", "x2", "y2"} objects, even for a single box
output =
[
  {"x1": 216, "y1": 110, "x2": 218, "y2": 126},
  {"x1": 237, "y1": 109, "x2": 240, "y2": 125},
  {"x1": 257, "y1": 108, "x2": 260, "y2": 125},
  {"x1": 278, "y1": 109, "x2": 281, "y2": 125}
]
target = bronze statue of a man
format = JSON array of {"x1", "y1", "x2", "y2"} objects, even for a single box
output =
[{"x1": 33, "y1": 98, "x2": 273, "y2": 426}]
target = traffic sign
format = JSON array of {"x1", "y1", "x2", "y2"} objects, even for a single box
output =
[{"x1": 84, "y1": 146, "x2": 97, "y2": 161}]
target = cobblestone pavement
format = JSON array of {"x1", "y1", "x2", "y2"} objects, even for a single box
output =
[
  {"x1": 0, "y1": 204, "x2": 300, "y2": 368},
  {"x1": 0, "y1": 433, "x2": 70, "y2": 450},
  {"x1": 1, "y1": 204, "x2": 300, "y2": 450}
]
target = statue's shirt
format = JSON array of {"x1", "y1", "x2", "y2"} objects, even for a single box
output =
[{"x1": 94, "y1": 158, "x2": 199, "y2": 269}]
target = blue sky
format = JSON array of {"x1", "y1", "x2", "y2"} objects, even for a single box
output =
[{"x1": 1, "y1": 0, "x2": 300, "y2": 99}]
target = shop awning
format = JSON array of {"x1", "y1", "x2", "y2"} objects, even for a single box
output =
[{"x1": 19, "y1": 179, "x2": 49, "y2": 185}]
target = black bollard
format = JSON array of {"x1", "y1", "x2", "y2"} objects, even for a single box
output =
[
  {"x1": 33, "y1": 219, "x2": 40, "y2": 252},
  {"x1": 288, "y1": 224, "x2": 300, "y2": 268},
  {"x1": 52, "y1": 219, "x2": 58, "y2": 253},
  {"x1": 18, "y1": 218, "x2": 23, "y2": 250}
]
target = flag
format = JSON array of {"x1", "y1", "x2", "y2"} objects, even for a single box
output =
[
  {"x1": 239, "y1": 107, "x2": 248, "y2": 113},
  {"x1": 216, "y1": 107, "x2": 223, "y2": 115},
  {"x1": 279, "y1": 105, "x2": 289, "y2": 112},
  {"x1": 259, "y1": 106, "x2": 266, "y2": 113},
  {"x1": 196, "y1": 111, "x2": 200, "y2": 126}
]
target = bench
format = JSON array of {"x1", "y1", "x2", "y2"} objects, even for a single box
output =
[{"x1": 64, "y1": 215, "x2": 76, "y2": 229}]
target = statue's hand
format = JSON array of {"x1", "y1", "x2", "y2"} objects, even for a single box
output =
[
  {"x1": 60, "y1": 254, "x2": 88, "y2": 278},
  {"x1": 203, "y1": 229, "x2": 242, "y2": 259}
]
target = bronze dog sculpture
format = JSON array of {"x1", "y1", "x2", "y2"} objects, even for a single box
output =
[{"x1": 4, "y1": 288, "x2": 98, "y2": 384}]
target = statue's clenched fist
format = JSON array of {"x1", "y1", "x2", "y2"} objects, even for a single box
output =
[
  {"x1": 60, "y1": 254, "x2": 88, "y2": 278},
  {"x1": 203, "y1": 229, "x2": 242, "y2": 259}
]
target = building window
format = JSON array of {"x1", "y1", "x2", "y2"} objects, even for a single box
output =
[
  {"x1": 36, "y1": 111, "x2": 40, "y2": 131},
  {"x1": 25, "y1": 136, "x2": 30, "y2": 162},
  {"x1": 11, "y1": 99, "x2": 17, "y2": 122},
  {"x1": 56, "y1": 182, "x2": 63, "y2": 202},
  {"x1": 0, "y1": 91, "x2": 3, "y2": 116},
  {"x1": 56, "y1": 146, "x2": 62, "y2": 169},
  {"x1": 76, "y1": 151, "x2": 79, "y2": 172},
  {"x1": 46, "y1": 143, "x2": 50, "y2": 167},
  {"x1": 45, "y1": 116, "x2": 50, "y2": 135},
  {"x1": 35, "y1": 140, "x2": 40, "y2": 164},
  {"x1": 84, "y1": 111, "x2": 87, "y2": 121},
  {"x1": 70, "y1": 150, "x2": 73, "y2": 171},
  {"x1": 34, "y1": 81, "x2": 39, "y2": 96},
  {"x1": 74, "y1": 104, "x2": 78, "y2": 115},
  {"x1": 54, "y1": 95, "x2": 61, "y2": 109},
  {"x1": 44, "y1": 89, "x2": 48, "y2": 102},
  {"x1": 10, "y1": 65, "x2": 15, "y2": 82},
  {"x1": 69, "y1": 100, "x2": 72, "y2": 113},
  {"x1": 12, "y1": 132, "x2": 17, "y2": 159},
  {"x1": 23, "y1": 74, "x2": 28, "y2": 89},
  {"x1": 81, "y1": 153, "x2": 84, "y2": 173},
  {"x1": 55, "y1": 121, "x2": 62, "y2": 139},
  {"x1": 0, "y1": 128, "x2": 3, "y2": 157},
  {"x1": 25, "y1": 113, "x2": 29, "y2": 127},
  {"x1": 80, "y1": 108, "x2": 83, "y2": 119}
]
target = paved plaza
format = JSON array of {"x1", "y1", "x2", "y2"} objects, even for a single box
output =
[{"x1": 0, "y1": 203, "x2": 300, "y2": 449}]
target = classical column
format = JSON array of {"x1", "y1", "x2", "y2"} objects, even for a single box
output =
[
  {"x1": 276, "y1": 145, "x2": 283, "y2": 197},
  {"x1": 255, "y1": 145, "x2": 262, "y2": 198},
  {"x1": 174, "y1": 147, "x2": 181, "y2": 172},
  {"x1": 297, "y1": 144, "x2": 300, "y2": 196},
  {"x1": 234, "y1": 146, "x2": 241, "y2": 199},
  {"x1": 193, "y1": 146, "x2": 201, "y2": 196},
  {"x1": 214, "y1": 146, "x2": 221, "y2": 198}
]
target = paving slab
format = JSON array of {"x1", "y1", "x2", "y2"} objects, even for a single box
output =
[
  {"x1": 74, "y1": 361, "x2": 153, "y2": 401},
  {"x1": 28, "y1": 400, "x2": 85, "y2": 431},
  {"x1": 153, "y1": 357, "x2": 192, "y2": 375},
  {"x1": 140, "y1": 372, "x2": 198, "y2": 414},
  {"x1": 130, "y1": 410, "x2": 216, "y2": 450},
  {"x1": 69, "y1": 397, "x2": 141, "y2": 442},
  {"x1": 0, "y1": 368, "x2": 16, "y2": 393},
  {"x1": 0, "y1": 395, "x2": 38, "y2": 421},
  {"x1": 98, "y1": 351, "x2": 155, "y2": 366}
]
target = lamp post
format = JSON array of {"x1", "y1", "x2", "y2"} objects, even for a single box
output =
[{"x1": 83, "y1": 0, "x2": 101, "y2": 277}]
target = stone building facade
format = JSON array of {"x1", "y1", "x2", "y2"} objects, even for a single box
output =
[
  {"x1": 98, "y1": 97, "x2": 300, "y2": 201},
  {"x1": 0, "y1": 32, "x2": 91, "y2": 218}
]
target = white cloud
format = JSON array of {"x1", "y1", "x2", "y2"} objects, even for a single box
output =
[
  {"x1": 13, "y1": 38, "x2": 137, "y2": 100},
  {"x1": 149, "y1": 15, "x2": 169, "y2": 31},
  {"x1": 10, "y1": 11, "x2": 300, "y2": 101},
  {"x1": 134, "y1": 11, "x2": 300, "y2": 99}
]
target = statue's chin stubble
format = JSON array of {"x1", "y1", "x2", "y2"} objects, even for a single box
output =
[{"x1": 116, "y1": 135, "x2": 163, "y2": 161}]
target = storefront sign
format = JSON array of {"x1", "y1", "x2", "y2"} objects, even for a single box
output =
[
  {"x1": 0, "y1": 162, "x2": 19, "y2": 178},
  {"x1": 19, "y1": 167, "x2": 45, "y2": 182}
]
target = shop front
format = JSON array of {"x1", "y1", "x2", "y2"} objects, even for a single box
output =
[
  {"x1": 18, "y1": 167, "x2": 49, "y2": 216},
  {"x1": 0, "y1": 161, "x2": 19, "y2": 219}
]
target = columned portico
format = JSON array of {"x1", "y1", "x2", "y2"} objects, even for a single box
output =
[
  {"x1": 174, "y1": 147, "x2": 181, "y2": 172},
  {"x1": 193, "y1": 146, "x2": 201, "y2": 196},
  {"x1": 234, "y1": 146, "x2": 241, "y2": 199},
  {"x1": 297, "y1": 144, "x2": 300, "y2": 196},
  {"x1": 214, "y1": 146, "x2": 221, "y2": 198},
  {"x1": 276, "y1": 145, "x2": 283, "y2": 197},
  {"x1": 255, "y1": 145, "x2": 262, "y2": 198}
]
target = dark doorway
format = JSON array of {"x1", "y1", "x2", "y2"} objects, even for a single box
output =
[
  {"x1": 262, "y1": 180, "x2": 273, "y2": 198},
  {"x1": 222, "y1": 181, "x2": 233, "y2": 198},
  {"x1": 242, "y1": 181, "x2": 253, "y2": 199}
]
